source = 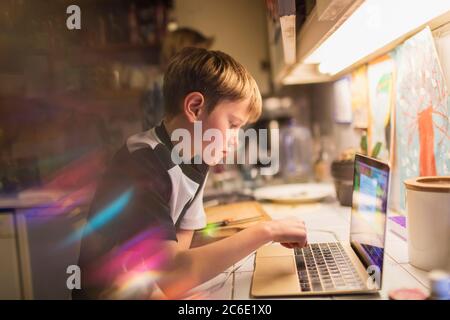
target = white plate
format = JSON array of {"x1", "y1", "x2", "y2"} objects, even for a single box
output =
[{"x1": 253, "y1": 183, "x2": 335, "y2": 204}]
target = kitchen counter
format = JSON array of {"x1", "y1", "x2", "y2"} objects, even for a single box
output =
[
  {"x1": 0, "y1": 188, "x2": 91, "y2": 299},
  {"x1": 0, "y1": 184, "x2": 429, "y2": 300},
  {"x1": 188, "y1": 197, "x2": 429, "y2": 300},
  {"x1": 0, "y1": 189, "x2": 88, "y2": 211}
]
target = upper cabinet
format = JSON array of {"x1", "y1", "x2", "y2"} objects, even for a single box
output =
[{"x1": 268, "y1": 0, "x2": 450, "y2": 86}]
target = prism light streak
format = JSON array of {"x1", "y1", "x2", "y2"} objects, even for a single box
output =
[{"x1": 62, "y1": 188, "x2": 133, "y2": 246}]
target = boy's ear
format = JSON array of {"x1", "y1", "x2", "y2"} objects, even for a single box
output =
[{"x1": 183, "y1": 92, "x2": 205, "y2": 122}]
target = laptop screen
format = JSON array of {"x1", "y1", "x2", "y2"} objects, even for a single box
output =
[{"x1": 350, "y1": 154, "x2": 390, "y2": 281}]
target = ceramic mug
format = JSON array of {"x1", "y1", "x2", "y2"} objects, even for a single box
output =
[{"x1": 404, "y1": 176, "x2": 450, "y2": 272}]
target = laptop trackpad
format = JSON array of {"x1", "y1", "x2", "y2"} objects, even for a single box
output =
[
  {"x1": 256, "y1": 244, "x2": 293, "y2": 257},
  {"x1": 252, "y1": 256, "x2": 300, "y2": 297}
]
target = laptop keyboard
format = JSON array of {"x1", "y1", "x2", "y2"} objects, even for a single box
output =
[{"x1": 294, "y1": 243, "x2": 366, "y2": 292}]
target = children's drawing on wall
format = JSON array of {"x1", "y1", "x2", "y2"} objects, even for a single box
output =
[
  {"x1": 394, "y1": 26, "x2": 450, "y2": 210},
  {"x1": 351, "y1": 64, "x2": 370, "y2": 129},
  {"x1": 367, "y1": 55, "x2": 395, "y2": 161}
]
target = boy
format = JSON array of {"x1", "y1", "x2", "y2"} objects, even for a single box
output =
[{"x1": 73, "y1": 47, "x2": 307, "y2": 299}]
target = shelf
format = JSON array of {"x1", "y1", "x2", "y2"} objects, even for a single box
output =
[
  {"x1": 82, "y1": 43, "x2": 160, "y2": 54},
  {"x1": 69, "y1": 43, "x2": 161, "y2": 65}
]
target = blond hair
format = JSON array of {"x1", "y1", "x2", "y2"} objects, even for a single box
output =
[{"x1": 163, "y1": 47, "x2": 262, "y2": 123}]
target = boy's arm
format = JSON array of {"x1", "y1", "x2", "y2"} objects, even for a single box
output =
[
  {"x1": 175, "y1": 229, "x2": 194, "y2": 250},
  {"x1": 156, "y1": 218, "x2": 307, "y2": 298}
]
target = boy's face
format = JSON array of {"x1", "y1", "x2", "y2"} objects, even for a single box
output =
[{"x1": 198, "y1": 98, "x2": 251, "y2": 166}]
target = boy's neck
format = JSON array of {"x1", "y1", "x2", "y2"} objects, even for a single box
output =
[
  {"x1": 163, "y1": 116, "x2": 203, "y2": 162},
  {"x1": 163, "y1": 116, "x2": 192, "y2": 142}
]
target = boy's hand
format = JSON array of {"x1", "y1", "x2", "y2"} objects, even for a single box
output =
[{"x1": 263, "y1": 218, "x2": 308, "y2": 248}]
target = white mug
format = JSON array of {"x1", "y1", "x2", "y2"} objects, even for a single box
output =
[{"x1": 405, "y1": 177, "x2": 450, "y2": 272}]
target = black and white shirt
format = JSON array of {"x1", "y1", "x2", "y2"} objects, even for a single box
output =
[
  {"x1": 74, "y1": 122, "x2": 208, "y2": 299},
  {"x1": 125, "y1": 122, "x2": 209, "y2": 233}
]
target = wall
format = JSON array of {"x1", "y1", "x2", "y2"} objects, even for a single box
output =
[
  {"x1": 308, "y1": 23, "x2": 450, "y2": 212},
  {"x1": 310, "y1": 82, "x2": 362, "y2": 160},
  {"x1": 173, "y1": 0, "x2": 271, "y2": 95}
]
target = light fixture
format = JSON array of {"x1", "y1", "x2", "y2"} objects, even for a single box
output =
[
  {"x1": 282, "y1": 63, "x2": 331, "y2": 85},
  {"x1": 304, "y1": 0, "x2": 450, "y2": 75}
]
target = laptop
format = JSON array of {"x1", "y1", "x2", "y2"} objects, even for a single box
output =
[{"x1": 251, "y1": 154, "x2": 390, "y2": 297}]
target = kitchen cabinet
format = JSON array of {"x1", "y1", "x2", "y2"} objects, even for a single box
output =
[{"x1": 0, "y1": 212, "x2": 27, "y2": 299}]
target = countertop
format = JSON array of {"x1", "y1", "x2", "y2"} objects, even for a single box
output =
[{"x1": 188, "y1": 197, "x2": 429, "y2": 300}]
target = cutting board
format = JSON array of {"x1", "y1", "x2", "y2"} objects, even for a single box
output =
[{"x1": 191, "y1": 201, "x2": 271, "y2": 248}]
